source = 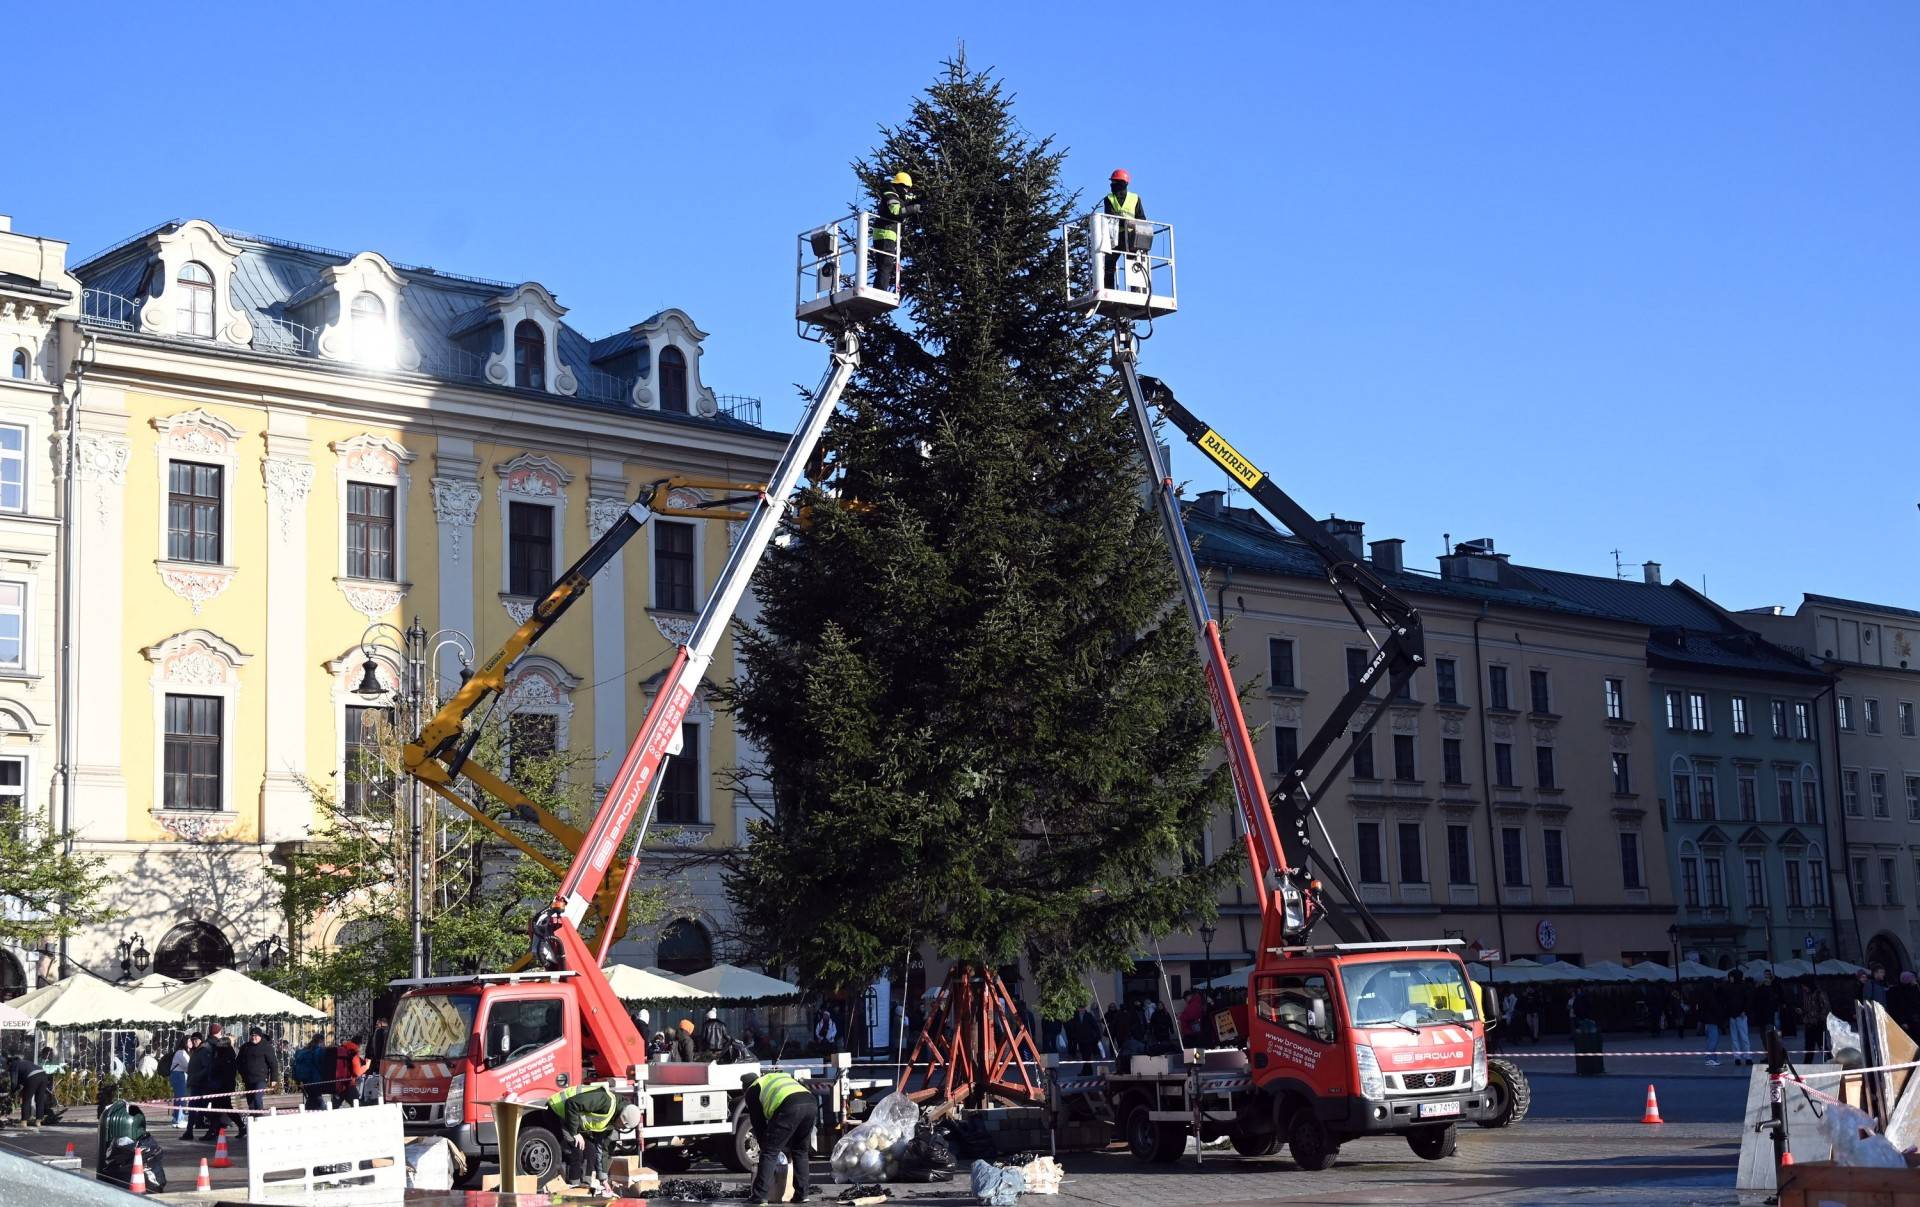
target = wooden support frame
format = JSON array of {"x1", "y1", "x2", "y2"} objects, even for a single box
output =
[{"x1": 900, "y1": 963, "x2": 1046, "y2": 1107}]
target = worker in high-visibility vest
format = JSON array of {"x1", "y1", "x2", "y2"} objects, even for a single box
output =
[
  {"x1": 872, "y1": 171, "x2": 918, "y2": 293},
  {"x1": 743, "y1": 1069, "x2": 818, "y2": 1206},
  {"x1": 546, "y1": 1081, "x2": 641, "y2": 1193},
  {"x1": 1102, "y1": 168, "x2": 1148, "y2": 290}
]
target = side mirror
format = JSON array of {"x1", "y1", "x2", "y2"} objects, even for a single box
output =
[
  {"x1": 491, "y1": 1025, "x2": 512, "y2": 1065},
  {"x1": 1309, "y1": 999, "x2": 1329, "y2": 1036}
]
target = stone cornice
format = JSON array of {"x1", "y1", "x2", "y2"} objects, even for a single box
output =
[{"x1": 72, "y1": 329, "x2": 784, "y2": 470}]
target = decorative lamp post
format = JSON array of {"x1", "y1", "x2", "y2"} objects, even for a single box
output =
[
  {"x1": 133, "y1": 937, "x2": 150, "y2": 975},
  {"x1": 254, "y1": 935, "x2": 285, "y2": 972},
  {"x1": 356, "y1": 616, "x2": 475, "y2": 981},
  {"x1": 1668, "y1": 923, "x2": 1680, "y2": 984},
  {"x1": 1199, "y1": 921, "x2": 1217, "y2": 1002},
  {"x1": 116, "y1": 936, "x2": 141, "y2": 981}
]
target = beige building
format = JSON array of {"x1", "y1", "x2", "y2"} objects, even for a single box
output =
[
  {"x1": 1744, "y1": 595, "x2": 1920, "y2": 971},
  {"x1": 1120, "y1": 497, "x2": 1675, "y2": 1000},
  {"x1": 0, "y1": 215, "x2": 79, "y2": 999},
  {"x1": 47, "y1": 217, "x2": 782, "y2": 995}
]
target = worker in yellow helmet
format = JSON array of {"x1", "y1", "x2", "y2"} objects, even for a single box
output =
[
  {"x1": 872, "y1": 170, "x2": 919, "y2": 293},
  {"x1": 1102, "y1": 168, "x2": 1147, "y2": 290},
  {"x1": 741, "y1": 1069, "x2": 817, "y2": 1206}
]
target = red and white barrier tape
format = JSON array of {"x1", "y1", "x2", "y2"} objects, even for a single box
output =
[{"x1": 1500, "y1": 1049, "x2": 1766, "y2": 1058}]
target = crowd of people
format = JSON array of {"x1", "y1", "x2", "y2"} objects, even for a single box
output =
[{"x1": 1493, "y1": 965, "x2": 1920, "y2": 1064}]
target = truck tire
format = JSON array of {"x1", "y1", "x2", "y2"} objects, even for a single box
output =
[
  {"x1": 725, "y1": 1112, "x2": 759, "y2": 1174},
  {"x1": 1475, "y1": 1057, "x2": 1531, "y2": 1129},
  {"x1": 1123, "y1": 1103, "x2": 1186, "y2": 1164},
  {"x1": 1407, "y1": 1122, "x2": 1458, "y2": 1161},
  {"x1": 515, "y1": 1123, "x2": 566, "y2": 1190},
  {"x1": 1286, "y1": 1109, "x2": 1339, "y2": 1172},
  {"x1": 1228, "y1": 1128, "x2": 1279, "y2": 1157}
]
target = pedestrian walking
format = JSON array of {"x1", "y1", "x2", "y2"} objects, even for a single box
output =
[
  {"x1": 1725, "y1": 971, "x2": 1755, "y2": 1067},
  {"x1": 744, "y1": 1070, "x2": 817, "y2": 1207},
  {"x1": 1700, "y1": 981, "x2": 1730, "y2": 1066},
  {"x1": 333, "y1": 1035, "x2": 367, "y2": 1109},
  {"x1": 292, "y1": 1033, "x2": 329, "y2": 1110},
  {"x1": 210, "y1": 1025, "x2": 243, "y2": 1137},
  {"x1": 1802, "y1": 983, "x2": 1831, "y2": 1062},
  {"x1": 167, "y1": 1037, "x2": 191, "y2": 1127},
  {"x1": 698, "y1": 1008, "x2": 733, "y2": 1059},
  {"x1": 184, "y1": 1032, "x2": 213, "y2": 1139},
  {"x1": 239, "y1": 1026, "x2": 277, "y2": 1123}
]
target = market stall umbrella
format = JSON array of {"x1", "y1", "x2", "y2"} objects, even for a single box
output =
[
  {"x1": 604, "y1": 964, "x2": 717, "y2": 1004},
  {"x1": 675, "y1": 963, "x2": 803, "y2": 1004},
  {"x1": 1576, "y1": 960, "x2": 1638, "y2": 983},
  {"x1": 1816, "y1": 959, "x2": 1868, "y2": 976},
  {"x1": 0, "y1": 1000, "x2": 33, "y2": 1031},
  {"x1": 1676, "y1": 960, "x2": 1728, "y2": 980},
  {"x1": 123, "y1": 972, "x2": 183, "y2": 1001},
  {"x1": 12, "y1": 972, "x2": 184, "y2": 1028},
  {"x1": 1773, "y1": 959, "x2": 1817, "y2": 979},
  {"x1": 1737, "y1": 959, "x2": 1774, "y2": 982},
  {"x1": 1624, "y1": 962, "x2": 1678, "y2": 982},
  {"x1": 156, "y1": 967, "x2": 325, "y2": 1022}
]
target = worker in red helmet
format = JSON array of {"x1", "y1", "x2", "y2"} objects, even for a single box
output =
[{"x1": 1102, "y1": 169, "x2": 1148, "y2": 289}]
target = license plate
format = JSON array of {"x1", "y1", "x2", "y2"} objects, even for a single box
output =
[{"x1": 1418, "y1": 1100, "x2": 1461, "y2": 1119}]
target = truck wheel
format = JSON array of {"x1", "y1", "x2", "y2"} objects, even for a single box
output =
[
  {"x1": 515, "y1": 1124, "x2": 565, "y2": 1190},
  {"x1": 1475, "y1": 1057, "x2": 1531, "y2": 1129},
  {"x1": 1408, "y1": 1122, "x2": 1458, "y2": 1161},
  {"x1": 725, "y1": 1112, "x2": 759, "y2": 1174},
  {"x1": 644, "y1": 1146, "x2": 693, "y2": 1174},
  {"x1": 1228, "y1": 1129, "x2": 1279, "y2": 1157},
  {"x1": 1286, "y1": 1110, "x2": 1339, "y2": 1171},
  {"x1": 1123, "y1": 1103, "x2": 1186, "y2": 1164}
]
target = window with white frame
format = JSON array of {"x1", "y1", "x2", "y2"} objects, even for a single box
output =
[
  {"x1": 176, "y1": 261, "x2": 215, "y2": 338},
  {"x1": 1901, "y1": 702, "x2": 1916, "y2": 738},
  {"x1": 1844, "y1": 769, "x2": 1862, "y2": 817},
  {"x1": 1871, "y1": 772, "x2": 1890, "y2": 819},
  {"x1": 1866, "y1": 699, "x2": 1883, "y2": 735},
  {"x1": 1446, "y1": 824, "x2": 1472, "y2": 885},
  {"x1": 1680, "y1": 852, "x2": 1700, "y2": 908},
  {"x1": 1393, "y1": 734, "x2": 1418, "y2": 782},
  {"x1": 1777, "y1": 773, "x2": 1796, "y2": 823},
  {"x1": 657, "y1": 722, "x2": 704, "y2": 824},
  {"x1": 508, "y1": 500, "x2": 555, "y2": 597},
  {"x1": 1356, "y1": 821, "x2": 1384, "y2": 884},
  {"x1": 143, "y1": 629, "x2": 246, "y2": 815},
  {"x1": 1801, "y1": 769, "x2": 1822, "y2": 823},
  {"x1": 1744, "y1": 857, "x2": 1766, "y2": 908},
  {"x1": 1443, "y1": 737, "x2": 1465, "y2": 784},
  {"x1": 1810, "y1": 854, "x2": 1827, "y2": 906},
  {"x1": 1738, "y1": 771, "x2": 1758, "y2": 821},
  {"x1": 1853, "y1": 857, "x2": 1870, "y2": 905},
  {"x1": 343, "y1": 704, "x2": 394, "y2": 815},
  {"x1": 653, "y1": 520, "x2": 697, "y2": 612},
  {"x1": 167, "y1": 461, "x2": 224, "y2": 564},
  {"x1": 1665, "y1": 689, "x2": 1683, "y2": 730},
  {"x1": 1908, "y1": 775, "x2": 1920, "y2": 822},
  {"x1": 163, "y1": 694, "x2": 223, "y2": 811},
  {"x1": 7, "y1": 350, "x2": 24, "y2": 380},
  {"x1": 0, "y1": 425, "x2": 24, "y2": 513},
  {"x1": 1487, "y1": 665, "x2": 1510, "y2": 710},
  {"x1": 1671, "y1": 763, "x2": 1694, "y2": 820},
  {"x1": 1731, "y1": 696, "x2": 1749, "y2": 735},
  {"x1": 1883, "y1": 857, "x2": 1900, "y2": 906},
  {"x1": 346, "y1": 482, "x2": 397, "y2": 581},
  {"x1": 1784, "y1": 858, "x2": 1803, "y2": 907},
  {"x1": 1397, "y1": 822, "x2": 1425, "y2": 883},
  {"x1": 1501, "y1": 825, "x2": 1526, "y2": 886},
  {"x1": 350, "y1": 292, "x2": 388, "y2": 364},
  {"x1": 1839, "y1": 696, "x2": 1854, "y2": 731},
  {"x1": 1535, "y1": 744, "x2": 1556, "y2": 789},
  {"x1": 1771, "y1": 700, "x2": 1789, "y2": 738},
  {"x1": 1696, "y1": 766, "x2": 1718, "y2": 820},
  {"x1": 1493, "y1": 741, "x2": 1513, "y2": 787},
  {"x1": 1605, "y1": 677, "x2": 1625, "y2": 720},
  {"x1": 1688, "y1": 692, "x2": 1710, "y2": 732},
  {"x1": 1612, "y1": 752, "x2": 1631, "y2": 794},
  {"x1": 1267, "y1": 638, "x2": 1296, "y2": 690},
  {"x1": 1435, "y1": 658, "x2": 1459, "y2": 705},
  {"x1": 1705, "y1": 857, "x2": 1726, "y2": 907},
  {"x1": 0, "y1": 755, "x2": 22, "y2": 836},
  {"x1": 1529, "y1": 669, "x2": 1552, "y2": 714},
  {"x1": 1794, "y1": 702, "x2": 1812, "y2": 739},
  {"x1": 0, "y1": 580, "x2": 22, "y2": 669}
]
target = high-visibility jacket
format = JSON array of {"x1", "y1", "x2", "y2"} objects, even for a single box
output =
[
  {"x1": 757, "y1": 1070, "x2": 808, "y2": 1117},
  {"x1": 1103, "y1": 190, "x2": 1141, "y2": 219},
  {"x1": 874, "y1": 189, "x2": 906, "y2": 243},
  {"x1": 548, "y1": 1083, "x2": 620, "y2": 1139}
]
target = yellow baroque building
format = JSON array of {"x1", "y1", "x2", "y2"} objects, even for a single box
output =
[{"x1": 59, "y1": 218, "x2": 782, "y2": 991}]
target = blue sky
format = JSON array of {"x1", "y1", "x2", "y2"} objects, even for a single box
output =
[{"x1": 14, "y1": 3, "x2": 1915, "y2": 609}]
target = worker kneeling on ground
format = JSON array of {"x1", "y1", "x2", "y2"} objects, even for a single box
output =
[
  {"x1": 743, "y1": 1069, "x2": 817, "y2": 1206},
  {"x1": 546, "y1": 1080, "x2": 640, "y2": 1194}
]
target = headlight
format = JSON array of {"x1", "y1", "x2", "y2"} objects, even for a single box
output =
[
  {"x1": 1471, "y1": 1036, "x2": 1487, "y2": 1092},
  {"x1": 445, "y1": 1072, "x2": 465, "y2": 1120},
  {"x1": 1354, "y1": 1044, "x2": 1386, "y2": 1101}
]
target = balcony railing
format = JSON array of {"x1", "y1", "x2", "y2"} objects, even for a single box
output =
[
  {"x1": 81, "y1": 289, "x2": 139, "y2": 330},
  {"x1": 715, "y1": 394, "x2": 762, "y2": 426},
  {"x1": 251, "y1": 314, "x2": 321, "y2": 356},
  {"x1": 574, "y1": 366, "x2": 635, "y2": 407}
]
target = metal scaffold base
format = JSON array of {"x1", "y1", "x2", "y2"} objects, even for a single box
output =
[{"x1": 899, "y1": 963, "x2": 1047, "y2": 1107}]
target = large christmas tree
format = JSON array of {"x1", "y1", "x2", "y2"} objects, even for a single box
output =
[{"x1": 726, "y1": 66, "x2": 1235, "y2": 1018}]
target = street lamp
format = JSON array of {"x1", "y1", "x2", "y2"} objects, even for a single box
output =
[
  {"x1": 1199, "y1": 921, "x2": 1217, "y2": 1003},
  {"x1": 116, "y1": 935, "x2": 146, "y2": 981},
  {"x1": 1667, "y1": 924, "x2": 1680, "y2": 984},
  {"x1": 357, "y1": 616, "x2": 475, "y2": 981},
  {"x1": 254, "y1": 935, "x2": 285, "y2": 971}
]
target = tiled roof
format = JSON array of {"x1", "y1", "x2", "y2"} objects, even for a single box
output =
[
  {"x1": 1518, "y1": 568, "x2": 1725, "y2": 630},
  {"x1": 1805, "y1": 593, "x2": 1920, "y2": 622},
  {"x1": 1182, "y1": 507, "x2": 1617, "y2": 622}
]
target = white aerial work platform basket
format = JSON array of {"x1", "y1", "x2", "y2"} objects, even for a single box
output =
[
  {"x1": 796, "y1": 212, "x2": 901, "y2": 336},
  {"x1": 1062, "y1": 210, "x2": 1176, "y2": 319}
]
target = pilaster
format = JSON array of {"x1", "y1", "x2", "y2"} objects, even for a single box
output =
[
  {"x1": 68, "y1": 395, "x2": 130, "y2": 839},
  {"x1": 432, "y1": 439, "x2": 480, "y2": 685},
  {"x1": 259, "y1": 415, "x2": 314, "y2": 843}
]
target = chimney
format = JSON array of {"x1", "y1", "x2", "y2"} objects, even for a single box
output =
[
  {"x1": 1439, "y1": 538, "x2": 1509, "y2": 584},
  {"x1": 1642, "y1": 561, "x2": 1662, "y2": 585},
  {"x1": 1191, "y1": 489, "x2": 1225, "y2": 518},
  {"x1": 1369, "y1": 538, "x2": 1404, "y2": 574},
  {"x1": 1321, "y1": 516, "x2": 1365, "y2": 560}
]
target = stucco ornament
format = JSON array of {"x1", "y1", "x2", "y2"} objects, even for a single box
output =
[
  {"x1": 652, "y1": 615, "x2": 696, "y2": 645},
  {"x1": 432, "y1": 478, "x2": 482, "y2": 564},
  {"x1": 587, "y1": 496, "x2": 630, "y2": 542},
  {"x1": 73, "y1": 434, "x2": 131, "y2": 523},
  {"x1": 157, "y1": 565, "x2": 234, "y2": 614},
  {"x1": 156, "y1": 811, "x2": 236, "y2": 842},
  {"x1": 262, "y1": 458, "x2": 315, "y2": 540},
  {"x1": 341, "y1": 581, "x2": 406, "y2": 620}
]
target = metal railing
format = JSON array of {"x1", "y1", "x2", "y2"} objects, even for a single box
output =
[
  {"x1": 715, "y1": 394, "x2": 762, "y2": 426},
  {"x1": 251, "y1": 313, "x2": 322, "y2": 356},
  {"x1": 573, "y1": 365, "x2": 635, "y2": 406},
  {"x1": 415, "y1": 343, "x2": 490, "y2": 385},
  {"x1": 80, "y1": 288, "x2": 139, "y2": 330}
]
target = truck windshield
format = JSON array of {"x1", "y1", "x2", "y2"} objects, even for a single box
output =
[
  {"x1": 388, "y1": 993, "x2": 479, "y2": 1061},
  {"x1": 1343, "y1": 959, "x2": 1477, "y2": 1029}
]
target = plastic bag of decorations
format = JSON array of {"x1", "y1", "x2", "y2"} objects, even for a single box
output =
[
  {"x1": 830, "y1": 1092, "x2": 924, "y2": 1183},
  {"x1": 1019, "y1": 1154, "x2": 1064, "y2": 1194}
]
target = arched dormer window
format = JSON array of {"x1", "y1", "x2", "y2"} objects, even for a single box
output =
[
  {"x1": 177, "y1": 261, "x2": 215, "y2": 338},
  {"x1": 514, "y1": 320, "x2": 545, "y2": 390},
  {"x1": 350, "y1": 292, "x2": 387, "y2": 364},
  {"x1": 659, "y1": 346, "x2": 688, "y2": 413},
  {"x1": 8, "y1": 350, "x2": 25, "y2": 380}
]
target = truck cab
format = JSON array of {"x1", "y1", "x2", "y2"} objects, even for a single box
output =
[
  {"x1": 381, "y1": 973, "x2": 587, "y2": 1178},
  {"x1": 1247, "y1": 945, "x2": 1492, "y2": 1167}
]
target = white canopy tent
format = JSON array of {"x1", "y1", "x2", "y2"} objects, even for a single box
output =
[
  {"x1": 12, "y1": 973, "x2": 184, "y2": 1029},
  {"x1": 603, "y1": 964, "x2": 717, "y2": 1004},
  {"x1": 1624, "y1": 962, "x2": 1679, "y2": 983},
  {"x1": 1816, "y1": 958, "x2": 1868, "y2": 976},
  {"x1": 156, "y1": 968, "x2": 325, "y2": 1022},
  {"x1": 1576, "y1": 960, "x2": 1638, "y2": 983},
  {"x1": 1676, "y1": 959, "x2": 1728, "y2": 980},
  {"x1": 0, "y1": 1000, "x2": 33, "y2": 1031},
  {"x1": 123, "y1": 973, "x2": 184, "y2": 1001},
  {"x1": 675, "y1": 963, "x2": 803, "y2": 1003}
]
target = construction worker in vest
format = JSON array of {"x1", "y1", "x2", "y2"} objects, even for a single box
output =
[
  {"x1": 1102, "y1": 168, "x2": 1147, "y2": 290},
  {"x1": 872, "y1": 171, "x2": 918, "y2": 293},
  {"x1": 546, "y1": 1081, "x2": 641, "y2": 1194},
  {"x1": 742, "y1": 1069, "x2": 817, "y2": 1206}
]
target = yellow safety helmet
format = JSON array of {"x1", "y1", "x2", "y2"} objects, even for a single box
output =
[{"x1": 890, "y1": 171, "x2": 913, "y2": 188}]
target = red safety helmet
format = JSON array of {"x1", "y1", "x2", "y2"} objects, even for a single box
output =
[{"x1": 1110, "y1": 168, "x2": 1131, "y2": 184}]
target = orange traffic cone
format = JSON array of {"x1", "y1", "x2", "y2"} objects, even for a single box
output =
[
  {"x1": 63, "y1": 1141, "x2": 74, "y2": 1158},
  {"x1": 128, "y1": 1143, "x2": 147, "y2": 1195},
  {"x1": 196, "y1": 1157, "x2": 213, "y2": 1191},
  {"x1": 211, "y1": 1126, "x2": 234, "y2": 1168},
  {"x1": 1641, "y1": 1083, "x2": 1664, "y2": 1125}
]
